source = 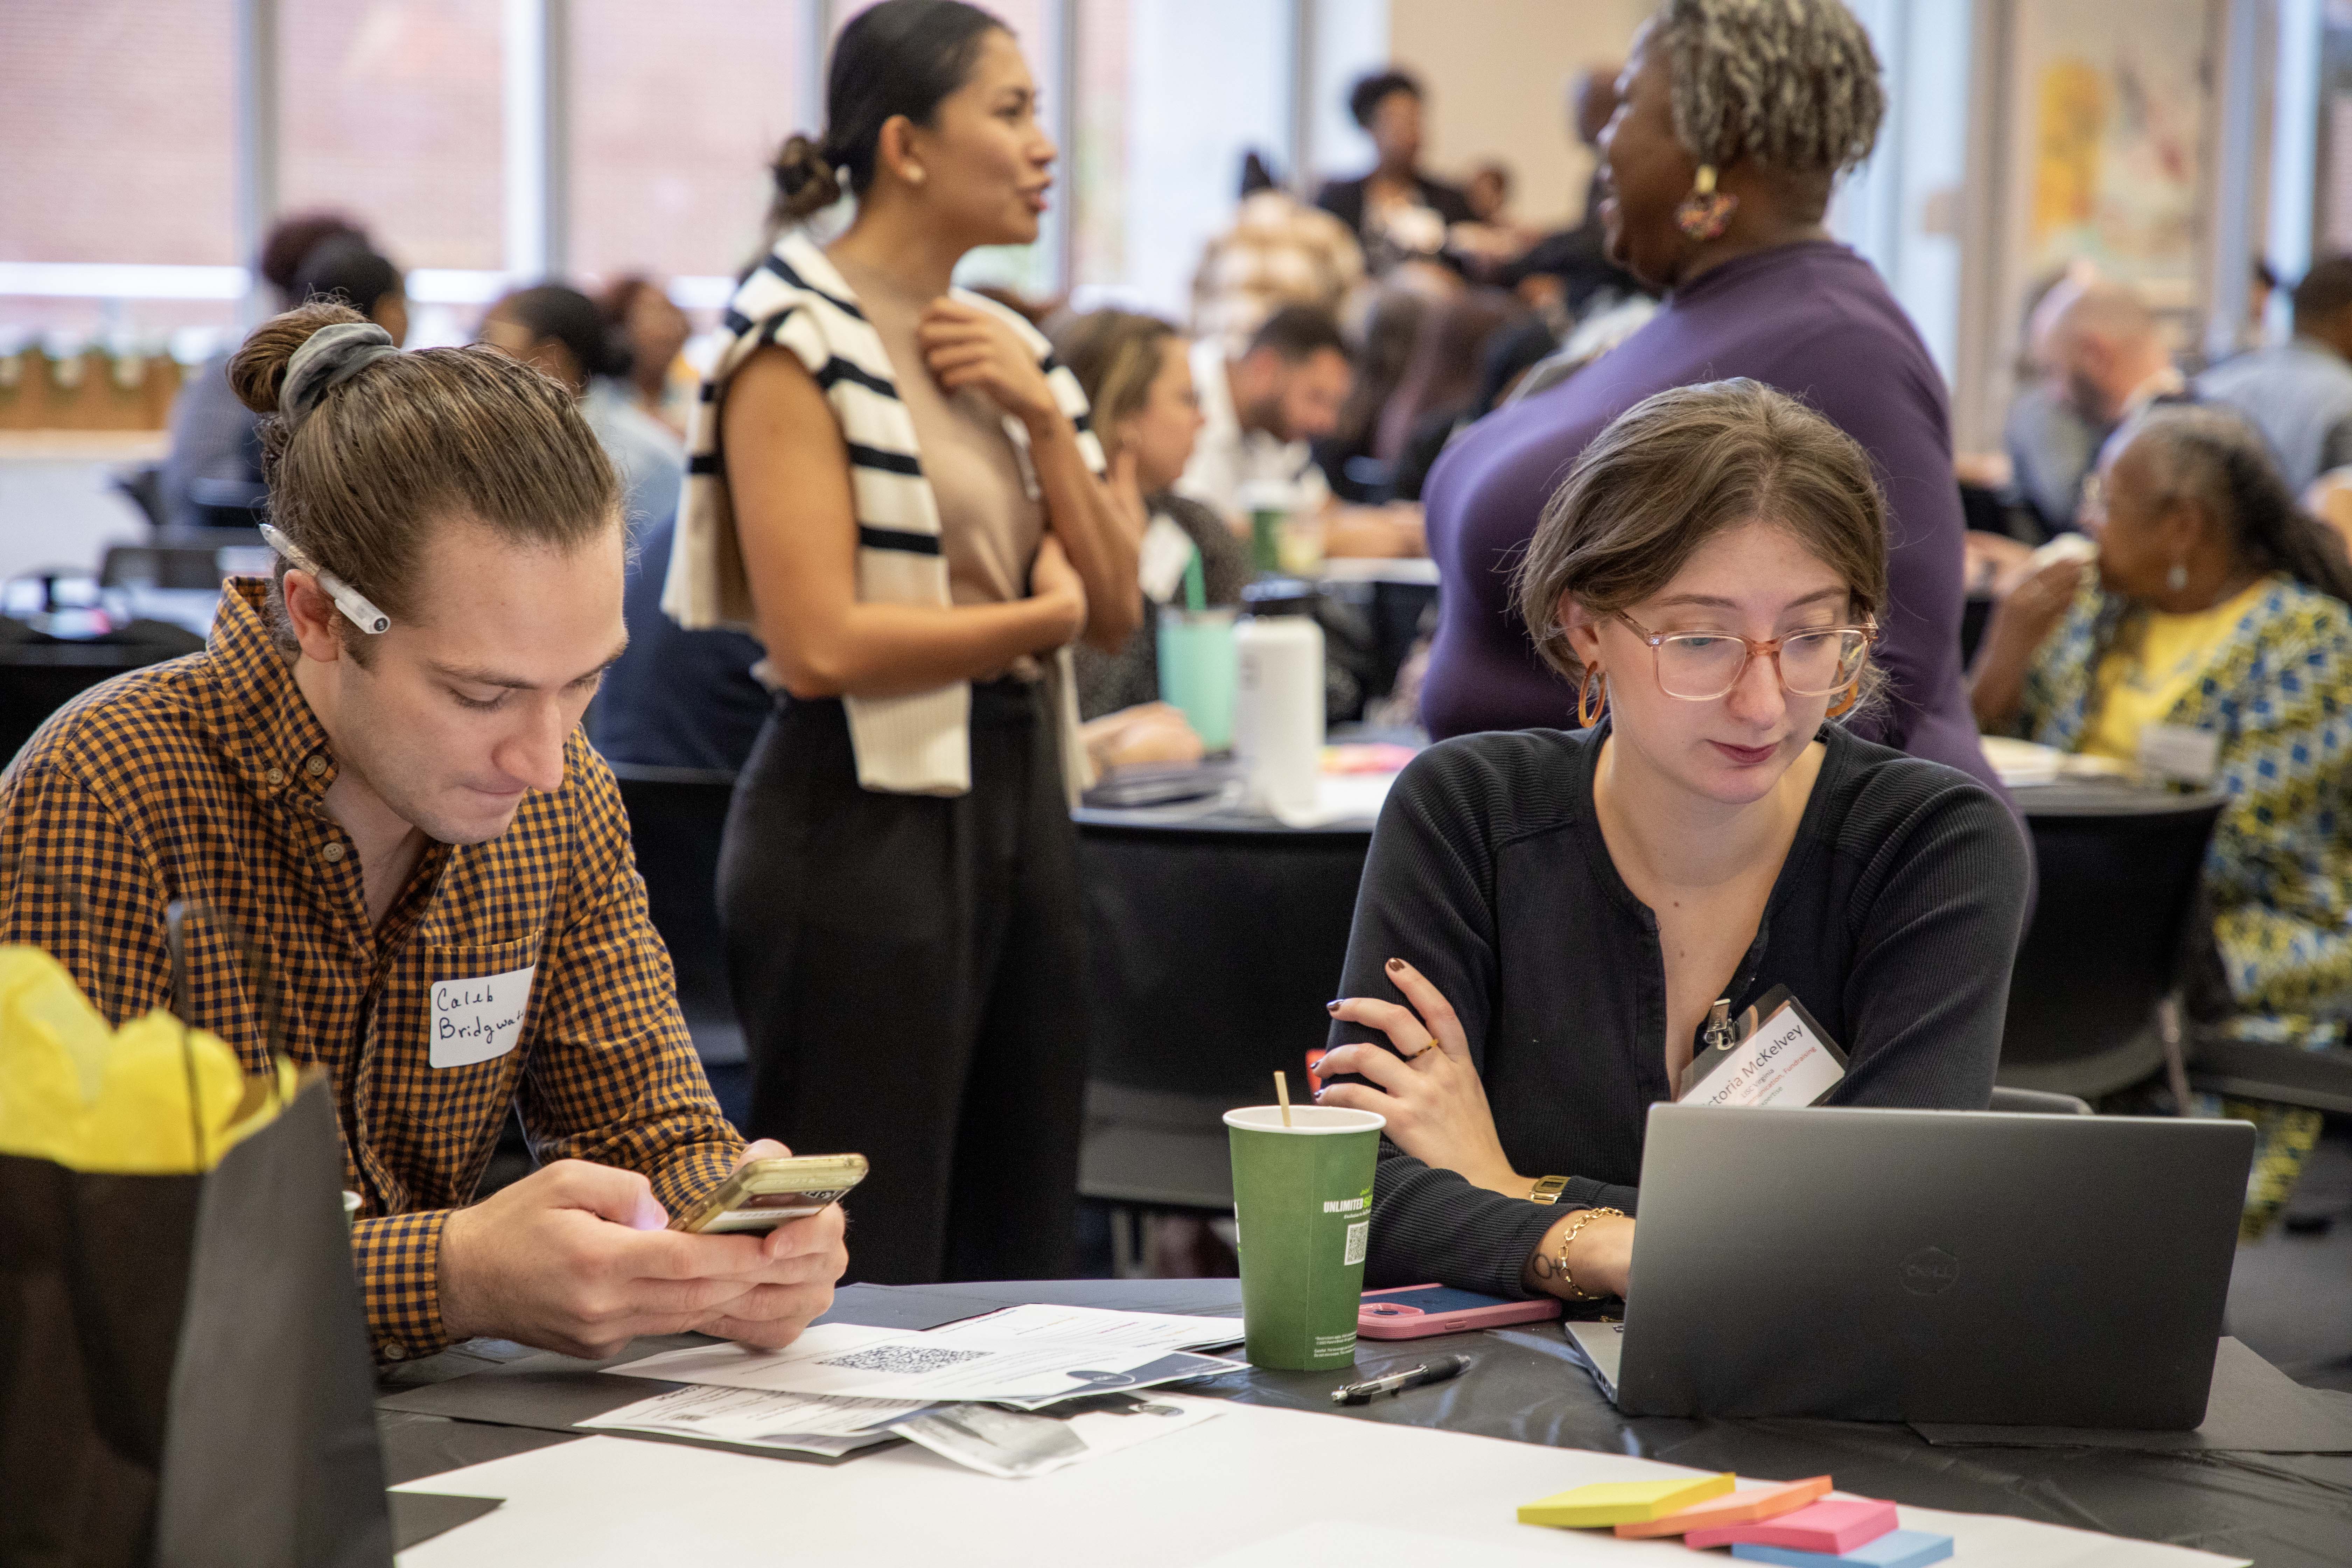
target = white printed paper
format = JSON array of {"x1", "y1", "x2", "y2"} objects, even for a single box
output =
[
  {"x1": 429, "y1": 965, "x2": 534, "y2": 1068},
  {"x1": 1684, "y1": 1001, "x2": 1847, "y2": 1110},
  {"x1": 579, "y1": 1383, "x2": 922, "y2": 1456},
  {"x1": 928, "y1": 1303, "x2": 1243, "y2": 1353},
  {"x1": 2138, "y1": 723, "x2": 2222, "y2": 786},
  {"x1": 606, "y1": 1322, "x2": 1242, "y2": 1405},
  {"x1": 890, "y1": 1392, "x2": 1222, "y2": 1479}
]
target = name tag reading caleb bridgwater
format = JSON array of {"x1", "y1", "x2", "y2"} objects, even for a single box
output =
[
  {"x1": 429, "y1": 965, "x2": 535, "y2": 1069},
  {"x1": 1676, "y1": 985, "x2": 1847, "y2": 1110}
]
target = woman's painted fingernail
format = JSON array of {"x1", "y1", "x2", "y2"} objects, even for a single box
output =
[
  {"x1": 1386, "y1": 957, "x2": 1405, "y2": 973},
  {"x1": 1326, "y1": 1000, "x2": 1343, "y2": 1013}
]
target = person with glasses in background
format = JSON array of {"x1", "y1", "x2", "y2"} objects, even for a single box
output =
[
  {"x1": 1972, "y1": 405, "x2": 2352, "y2": 1235},
  {"x1": 1314, "y1": 382, "x2": 2029, "y2": 1305}
]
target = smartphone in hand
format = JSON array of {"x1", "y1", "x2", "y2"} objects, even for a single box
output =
[{"x1": 671, "y1": 1154, "x2": 868, "y2": 1234}]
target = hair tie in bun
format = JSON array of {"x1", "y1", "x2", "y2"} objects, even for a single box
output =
[
  {"x1": 770, "y1": 133, "x2": 845, "y2": 220},
  {"x1": 280, "y1": 320, "x2": 398, "y2": 428}
]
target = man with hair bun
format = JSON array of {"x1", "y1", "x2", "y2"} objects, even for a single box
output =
[{"x1": 0, "y1": 302, "x2": 847, "y2": 1364}]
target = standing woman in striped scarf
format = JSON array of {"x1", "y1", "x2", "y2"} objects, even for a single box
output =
[{"x1": 666, "y1": 0, "x2": 1143, "y2": 1283}]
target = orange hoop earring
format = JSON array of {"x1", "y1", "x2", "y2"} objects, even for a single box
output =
[
  {"x1": 1577, "y1": 668, "x2": 1608, "y2": 728},
  {"x1": 1826, "y1": 682, "x2": 1859, "y2": 719}
]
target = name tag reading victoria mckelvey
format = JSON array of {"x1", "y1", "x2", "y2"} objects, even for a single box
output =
[
  {"x1": 429, "y1": 965, "x2": 536, "y2": 1069},
  {"x1": 1675, "y1": 985, "x2": 1848, "y2": 1109}
]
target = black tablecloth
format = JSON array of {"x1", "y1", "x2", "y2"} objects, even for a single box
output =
[{"x1": 379, "y1": 1278, "x2": 2352, "y2": 1567}]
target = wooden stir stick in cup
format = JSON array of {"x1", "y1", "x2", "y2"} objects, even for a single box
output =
[{"x1": 1275, "y1": 1070, "x2": 1293, "y2": 1127}]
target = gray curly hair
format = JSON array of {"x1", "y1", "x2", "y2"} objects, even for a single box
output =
[{"x1": 1656, "y1": 0, "x2": 1885, "y2": 176}]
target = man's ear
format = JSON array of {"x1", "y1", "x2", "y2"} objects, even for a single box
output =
[{"x1": 281, "y1": 569, "x2": 345, "y2": 665}]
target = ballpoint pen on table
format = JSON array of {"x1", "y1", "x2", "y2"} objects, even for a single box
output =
[{"x1": 1331, "y1": 1353, "x2": 1473, "y2": 1406}]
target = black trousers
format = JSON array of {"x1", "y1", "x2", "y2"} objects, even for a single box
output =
[{"x1": 719, "y1": 680, "x2": 1086, "y2": 1284}]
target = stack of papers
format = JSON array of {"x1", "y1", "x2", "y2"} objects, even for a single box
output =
[{"x1": 590, "y1": 1304, "x2": 1245, "y2": 1477}]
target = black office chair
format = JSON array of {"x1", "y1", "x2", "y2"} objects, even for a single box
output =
[
  {"x1": 1997, "y1": 790, "x2": 2225, "y2": 1102},
  {"x1": 110, "y1": 462, "x2": 166, "y2": 530},
  {"x1": 99, "y1": 544, "x2": 234, "y2": 592},
  {"x1": 0, "y1": 623, "x2": 205, "y2": 765},
  {"x1": 1074, "y1": 819, "x2": 1372, "y2": 1220},
  {"x1": 2188, "y1": 1040, "x2": 2352, "y2": 1116},
  {"x1": 608, "y1": 764, "x2": 748, "y2": 1123}
]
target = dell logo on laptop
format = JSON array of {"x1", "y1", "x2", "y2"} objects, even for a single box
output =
[{"x1": 1900, "y1": 1246, "x2": 1961, "y2": 1296}]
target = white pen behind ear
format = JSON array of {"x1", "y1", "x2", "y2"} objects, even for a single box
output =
[{"x1": 259, "y1": 523, "x2": 390, "y2": 635}]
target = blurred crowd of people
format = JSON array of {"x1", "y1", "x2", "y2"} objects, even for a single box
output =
[{"x1": 155, "y1": 0, "x2": 2352, "y2": 1243}]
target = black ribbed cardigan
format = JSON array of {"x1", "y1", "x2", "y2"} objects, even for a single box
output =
[{"x1": 1327, "y1": 723, "x2": 2032, "y2": 1298}]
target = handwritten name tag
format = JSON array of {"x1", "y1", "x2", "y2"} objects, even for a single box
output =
[
  {"x1": 429, "y1": 965, "x2": 535, "y2": 1069},
  {"x1": 1678, "y1": 987, "x2": 1848, "y2": 1110}
]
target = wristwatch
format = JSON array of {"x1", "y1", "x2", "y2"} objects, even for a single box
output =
[{"x1": 1527, "y1": 1175, "x2": 1570, "y2": 1205}]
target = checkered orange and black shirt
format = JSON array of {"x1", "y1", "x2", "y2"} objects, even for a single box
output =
[{"x1": 0, "y1": 580, "x2": 741, "y2": 1361}]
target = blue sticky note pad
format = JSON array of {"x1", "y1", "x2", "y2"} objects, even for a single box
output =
[{"x1": 1731, "y1": 1531, "x2": 1953, "y2": 1568}]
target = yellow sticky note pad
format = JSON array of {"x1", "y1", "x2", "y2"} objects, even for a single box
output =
[{"x1": 1517, "y1": 1473, "x2": 1735, "y2": 1528}]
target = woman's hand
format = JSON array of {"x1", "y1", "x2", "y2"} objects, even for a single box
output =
[
  {"x1": 918, "y1": 300, "x2": 1061, "y2": 432},
  {"x1": 1525, "y1": 1209, "x2": 1635, "y2": 1302},
  {"x1": 1081, "y1": 702, "x2": 1203, "y2": 771},
  {"x1": 1968, "y1": 554, "x2": 2082, "y2": 732},
  {"x1": 1028, "y1": 532, "x2": 1088, "y2": 651},
  {"x1": 1318, "y1": 957, "x2": 1520, "y2": 1195},
  {"x1": 1989, "y1": 555, "x2": 2084, "y2": 651}
]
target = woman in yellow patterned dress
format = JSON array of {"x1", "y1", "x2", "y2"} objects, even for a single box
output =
[{"x1": 1972, "y1": 404, "x2": 2352, "y2": 1232}]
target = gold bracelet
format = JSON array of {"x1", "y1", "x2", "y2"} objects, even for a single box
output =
[{"x1": 1555, "y1": 1206, "x2": 1628, "y2": 1301}]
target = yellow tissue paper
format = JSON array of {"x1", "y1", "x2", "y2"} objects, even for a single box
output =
[
  {"x1": 0, "y1": 944, "x2": 293, "y2": 1173},
  {"x1": 1517, "y1": 1472, "x2": 1735, "y2": 1528}
]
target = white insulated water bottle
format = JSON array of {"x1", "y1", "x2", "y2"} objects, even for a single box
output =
[{"x1": 1234, "y1": 584, "x2": 1324, "y2": 817}]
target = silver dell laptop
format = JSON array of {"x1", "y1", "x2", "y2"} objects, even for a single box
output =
[{"x1": 1566, "y1": 1104, "x2": 2254, "y2": 1428}]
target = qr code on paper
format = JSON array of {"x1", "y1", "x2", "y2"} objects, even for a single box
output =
[
  {"x1": 1344, "y1": 1220, "x2": 1368, "y2": 1266},
  {"x1": 816, "y1": 1345, "x2": 992, "y2": 1376}
]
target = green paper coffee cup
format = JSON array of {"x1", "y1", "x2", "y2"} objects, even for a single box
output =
[{"x1": 1224, "y1": 1104, "x2": 1384, "y2": 1371}]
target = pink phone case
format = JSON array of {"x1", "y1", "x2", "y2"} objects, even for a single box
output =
[{"x1": 1357, "y1": 1284, "x2": 1565, "y2": 1338}]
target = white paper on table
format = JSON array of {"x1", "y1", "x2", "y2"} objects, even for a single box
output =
[
  {"x1": 890, "y1": 1392, "x2": 1222, "y2": 1479},
  {"x1": 391, "y1": 1415, "x2": 2252, "y2": 1568},
  {"x1": 1193, "y1": 1521, "x2": 1578, "y2": 1567},
  {"x1": 604, "y1": 1322, "x2": 1242, "y2": 1404},
  {"x1": 1271, "y1": 770, "x2": 1398, "y2": 828},
  {"x1": 927, "y1": 1303, "x2": 1244, "y2": 1353},
  {"x1": 577, "y1": 1383, "x2": 925, "y2": 1455}
]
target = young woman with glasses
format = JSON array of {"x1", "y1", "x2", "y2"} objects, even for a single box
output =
[{"x1": 1315, "y1": 380, "x2": 2031, "y2": 1304}]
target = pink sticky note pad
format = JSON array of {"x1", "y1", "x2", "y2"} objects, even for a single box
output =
[
  {"x1": 1616, "y1": 1475, "x2": 1833, "y2": 1539},
  {"x1": 1686, "y1": 1498, "x2": 1900, "y2": 1554}
]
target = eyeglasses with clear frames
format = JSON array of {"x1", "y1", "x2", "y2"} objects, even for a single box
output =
[{"x1": 1616, "y1": 613, "x2": 1877, "y2": 702}]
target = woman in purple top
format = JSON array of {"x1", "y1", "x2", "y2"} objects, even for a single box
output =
[{"x1": 1420, "y1": 0, "x2": 1998, "y2": 794}]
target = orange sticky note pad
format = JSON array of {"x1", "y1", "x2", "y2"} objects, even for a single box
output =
[
  {"x1": 1517, "y1": 1473, "x2": 1735, "y2": 1528},
  {"x1": 1613, "y1": 1475, "x2": 1834, "y2": 1539}
]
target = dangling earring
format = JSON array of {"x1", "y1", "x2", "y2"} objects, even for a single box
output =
[
  {"x1": 1675, "y1": 164, "x2": 1738, "y2": 240},
  {"x1": 1826, "y1": 682, "x2": 1860, "y2": 720},
  {"x1": 1578, "y1": 667, "x2": 1609, "y2": 728},
  {"x1": 2166, "y1": 560, "x2": 2189, "y2": 593}
]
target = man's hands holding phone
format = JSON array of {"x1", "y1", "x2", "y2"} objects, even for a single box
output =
[{"x1": 436, "y1": 1138, "x2": 848, "y2": 1360}]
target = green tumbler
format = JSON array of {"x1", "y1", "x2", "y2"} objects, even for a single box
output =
[{"x1": 1224, "y1": 1104, "x2": 1385, "y2": 1371}]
